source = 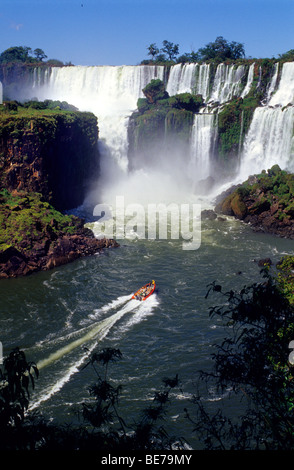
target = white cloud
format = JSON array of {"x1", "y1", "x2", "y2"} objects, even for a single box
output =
[{"x1": 10, "y1": 22, "x2": 23, "y2": 31}]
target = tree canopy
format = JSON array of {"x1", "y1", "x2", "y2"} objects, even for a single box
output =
[
  {"x1": 189, "y1": 266, "x2": 294, "y2": 450},
  {"x1": 197, "y1": 36, "x2": 245, "y2": 61},
  {"x1": 144, "y1": 36, "x2": 246, "y2": 64},
  {"x1": 0, "y1": 46, "x2": 63, "y2": 66},
  {"x1": 145, "y1": 40, "x2": 180, "y2": 63}
]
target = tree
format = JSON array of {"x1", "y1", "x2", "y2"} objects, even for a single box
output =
[
  {"x1": 33, "y1": 48, "x2": 47, "y2": 62},
  {"x1": 147, "y1": 43, "x2": 159, "y2": 60},
  {"x1": 187, "y1": 269, "x2": 294, "y2": 450},
  {"x1": 76, "y1": 347, "x2": 185, "y2": 450},
  {"x1": 197, "y1": 36, "x2": 245, "y2": 62},
  {"x1": 161, "y1": 40, "x2": 180, "y2": 61},
  {"x1": 0, "y1": 346, "x2": 185, "y2": 450},
  {"x1": 278, "y1": 49, "x2": 294, "y2": 61},
  {"x1": 0, "y1": 46, "x2": 32, "y2": 64},
  {"x1": 0, "y1": 347, "x2": 39, "y2": 449}
]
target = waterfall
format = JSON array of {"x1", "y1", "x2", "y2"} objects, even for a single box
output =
[
  {"x1": 189, "y1": 111, "x2": 218, "y2": 185},
  {"x1": 210, "y1": 64, "x2": 247, "y2": 103},
  {"x1": 240, "y1": 105, "x2": 294, "y2": 177},
  {"x1": 166, "y1": 62, "x2": 253, "y2": 104},
  {"x1": 266, "y1": 63, "x2": 279, "y2": 102},
  {"x1": 13, "y1": 60, "x2": 293, "y2": 197},
  {"x1": 166, "y1": 63, "x2": 210, "y2": 101},
  {"x1": 240, "y1": 62, "x2": 294, "y2": 179},
  {"x1": 269, "y1": 62, "x2": 294, "y2": 106},
  {"x1": 241, "y1": 63, "x2": 255, "y2": 98},
  {"x1": 166, "y1": 63, "x2": 195, "y2": 95},
  {"x1": 0, "y1": 81, "x2": 2, "y2": 104},
  {"x1": 31, "y1": 65, "x2": 165, "y2": 170}
]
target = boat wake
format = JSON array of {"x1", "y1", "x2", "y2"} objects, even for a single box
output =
[{"x1": 29, "y1": 292, "x2": 158, "y2": 410}]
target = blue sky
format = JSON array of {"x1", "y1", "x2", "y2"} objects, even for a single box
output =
[{"x1": 0, "y1": 0, "x2": 293, "y2": 66}]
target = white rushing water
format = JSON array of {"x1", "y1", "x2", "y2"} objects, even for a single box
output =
[
  {"x1": 189, "y1": 111, "x2": 218, "y2": 182},
  {"x1": 27, "y1": 61, "x2": 294, "y2": 191},
  {"x1": 32, "y1": 65, "x2": 164, "y2": 170},
  {"x1": 240, "y1": 106, "x2": 294, "y2": 177},
  {"x1": 0, "y1": 81, "x2": 3, "y2": 104},
  {"x1": 239, "y1": 62, "x2": 294, "y2": 179},
  {"x1": 269, "y1": 62, "x2": 294, "y2": 106},
  {"x1": 166, "y1": 63, "x2": 211, "y2": 100},
  {"x1": 209, "y1": 64, "x2": 247, "y2": 103}
]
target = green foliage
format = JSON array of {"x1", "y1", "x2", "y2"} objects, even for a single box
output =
[
  {"x1": 0, "y1": 46, "x2": 65, "y2": 67},
  {"x1": 165, "y1": 108, "x2": 194, "y2": 141},
  {"x1": 277, "y1": 256, "x2": 294, "y2": 305},
  {"x1": 197, "y1": 36, "x2": 245, "y2": 62},
  {"x1": 147, "y1": 43, "x2": 159, "y2": 59},
  {"x1": 22, "y1": 99, "x2": 78, "y2": 111},
  {"x1": 217, "y1": 166, "x2": 294, "y2": 224},
  {"x1": 190, "y1": 269, "x2": 294, "y2": 450},
  {"x1": 0, "y1": 190, "x2": 80, "y2": 253},
  {"x1": 168, "y1": 93, "x2": 204, "y2": 113},
  {"x1": 0, "y1": 347, "x2": 38, "y2": 448},
  {"x1": 217, "y1": 95, "x2": 260, "y2": 161},
  {"x1": 144, "y1": 36, "x2": 245, "y2": 64},
  {"x1": 278, "y1": 49, "x2": 294, "y2": 62},
  {"x1": 0, "y1": 346, "x2": 184, "y2": 450},
  {"x1": 131, "y1": 80, "x2": 199, "y2": 164},
  {"x1": 144, "y1": 41, "x2": 179, "y2": 64},
  {"x1": 0, "y1": 46, "x2": 36, "y2": 65},
  {"x1": 33, "y1": 48, "x2": 47, "y2": 62},
  {"x1": 161, "y1": 40, "x2": 179, "y2": 61},
  {"x1": 142, "y1": 79, "x2": 169, "y2": 103}
]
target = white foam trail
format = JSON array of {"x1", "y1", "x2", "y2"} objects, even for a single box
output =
[
  {"x1": 36, "y1": 300, "x2": 137, "y2": 371},
  {"x1": 29, "y1": 295, "x2": 157, "y2": 410}
]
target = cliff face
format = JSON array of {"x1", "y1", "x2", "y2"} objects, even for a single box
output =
[
  {"x1": 0, "y1": 104, "x2": 100, "y2": 210},
  {"x1": 0, "y1": 103, "x2": 119, "y2": 279},
  {"x1": 128, "y1": 81, "x2": 203, "y2": 170}
]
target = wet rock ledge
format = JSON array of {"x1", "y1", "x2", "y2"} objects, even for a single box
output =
[
  {"x1": 0, "y1": 190, "x2": 118, "y2": 279},
  {"x1": 214, "y1": 165, "x2": 294, "y2": 239}
]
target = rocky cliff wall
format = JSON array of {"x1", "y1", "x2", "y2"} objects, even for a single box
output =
[
  {"x1": 0, "y1": 104, "x2": 100, "y2": 210},
  {"x1": 0, "y1": 103, "x2": 119, "y2": 279}
]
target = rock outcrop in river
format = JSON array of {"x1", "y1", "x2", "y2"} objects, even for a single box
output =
[
  {"x1": 215, "y1": 165, "x2": 294, "y2": 239},
  {"x1": 0, "y1": 102, "x2": 118, "y2": 279},
  {"x1": 0, "y1": 190, "x2": 118, "y2": 279}
]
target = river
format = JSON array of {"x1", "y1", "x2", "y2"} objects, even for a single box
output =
[
  {"x1": 1, "y1": 208, "x2": 293, "y2": 449},
  {"x1": 1, "y1": 61, "x2": 294, "y2": 449}
]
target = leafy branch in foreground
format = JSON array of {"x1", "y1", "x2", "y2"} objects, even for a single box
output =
[
  {"x1": 79, "y1": 348, "x2": 185, "y2": 450},
  {"x1": 189, "y1": 268, "x2": 294, "y2": 450},
  {"x1": 0, "y1": 345, "x2": 185, "y2": 450},
  {"x1": 0, "y1": 347, "x2": 39, "y2": 449}
]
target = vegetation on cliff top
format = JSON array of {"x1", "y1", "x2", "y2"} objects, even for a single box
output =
[
  {"x1": 0, "y1": 101, "x2": 107, "y2": 278},
  {"x1": 0, "y1": 100, "x2": 99, "y2": 211},
  {"x1": 142, "y1": 36, "x2": 245, "y2": 65},
  {"x1": 128, "y1": 79, "x2": 203, "y2": 167},
  {"x1": 0, "y1": 189, "x2": 79, "y2": 254},
  {"x1": 0, "y1": 46, "x2": 70, "y2": 67},
  {"x1": 142, "y1": 36, "x2": 294, "y2": 65},
  {"x1": 0, "y1": 100, "x2": 98, "y2": 148}
]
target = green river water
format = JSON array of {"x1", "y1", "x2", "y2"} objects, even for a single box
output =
[{"x1": 0, "y1": 209, "x2": 293, "y2": 448}]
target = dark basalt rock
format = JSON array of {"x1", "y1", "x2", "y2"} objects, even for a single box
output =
[{"x1": 215, "y1": 166, "x2": 294, "y2": 240}]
